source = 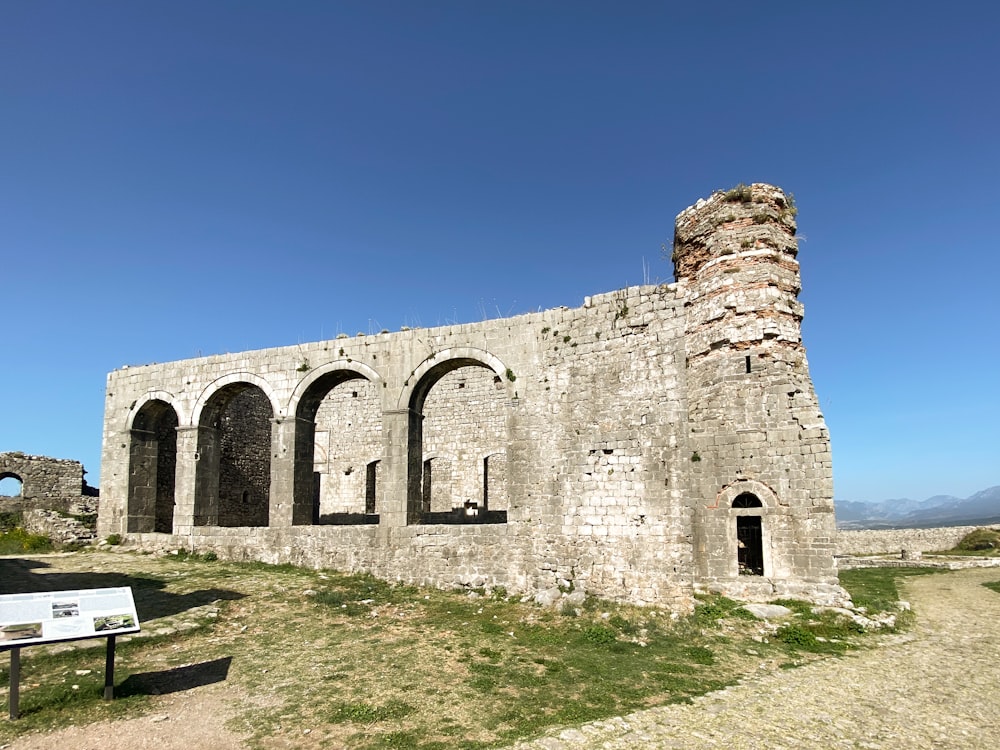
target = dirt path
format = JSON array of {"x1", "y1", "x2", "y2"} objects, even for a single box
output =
[
  {"x1": 6, "y1": 567, "x2": 1000, "y2": 749},
  {"x1": 510, "y1": 567, "x2": 1000, "y2": 749}
]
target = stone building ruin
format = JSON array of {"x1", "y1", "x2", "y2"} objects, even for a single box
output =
[
  {"x1": 98, "y1": 184, "x2": 843, "y2": 610},
  {"x1": 0, "y1": 452, "x2": 97, "y2": 513}
]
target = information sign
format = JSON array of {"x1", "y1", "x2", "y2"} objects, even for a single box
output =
[{"x1": 0, "y1": 587, "x2": 140, "y2": 648}]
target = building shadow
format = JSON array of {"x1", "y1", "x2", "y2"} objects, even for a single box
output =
[{"x1": 0, "y1": 558, "x2": 245, "y2": 621}]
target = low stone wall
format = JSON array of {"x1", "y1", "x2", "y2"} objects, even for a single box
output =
[
  {"x1": 124, "y1": 522, "x2": 697, "y2": 610},
  {"x1": 835, "y1": 525, "x2": 998, "y2": 556},
  {"x1": 23, "y1": 509, "x2": 97, "y2": 546}
]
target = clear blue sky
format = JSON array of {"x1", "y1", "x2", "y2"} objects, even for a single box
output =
[{"x1": 1, "y1": 1, "x2": 997, "y2": 503}]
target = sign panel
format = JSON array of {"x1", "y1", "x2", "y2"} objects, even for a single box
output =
[{"x1": 0, "y1": 587, "x2": 140, "y2": 648}]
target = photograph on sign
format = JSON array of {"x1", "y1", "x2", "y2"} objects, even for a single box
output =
[{"x1": 0, "y1": 623, "x2": 43, "y2": 643}]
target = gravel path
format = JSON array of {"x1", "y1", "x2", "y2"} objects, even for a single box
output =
[{"x1": 510, "y1": 567, "x2": 1000, "y2": 750}]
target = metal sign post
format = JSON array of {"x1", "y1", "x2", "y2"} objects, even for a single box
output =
[
  {"x1": 8, "y1": 647, "x2": 20, "y2": 720},
  {"x1": 104, "y1": 635, "x2": 116, "y2": 700}
]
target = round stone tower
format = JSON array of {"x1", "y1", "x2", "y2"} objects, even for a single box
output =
[{"x1": 673, "y1": 183, "x2": 842, "y2": 603}]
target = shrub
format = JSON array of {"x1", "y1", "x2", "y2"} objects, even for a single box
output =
[
  {"x1": 776, "y1": 623, "x2": 819, "y2": 649},
  {"x1": 0, "y1": 511, "x2": 24, "y2": 532},
  {"x1": 955, "y1": 528, "x2": 1000, "y2": 552},
  {"x1": 0, "y1": 527, "x2": 54, "y2": 555}
]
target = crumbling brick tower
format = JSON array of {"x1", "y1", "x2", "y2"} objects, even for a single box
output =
[{"x1": 675, "y1": 183, "x2": 840, "y2": 601}]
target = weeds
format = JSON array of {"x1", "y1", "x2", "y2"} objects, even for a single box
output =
[{"x1": 0, "y1": 527, "x2": 53, "y2": 554}]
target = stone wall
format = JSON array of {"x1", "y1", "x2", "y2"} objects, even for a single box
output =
[
  {"x1": 836, "y1": 526, "x2": 997, "y2": 556},
  {"x1": 98, "y1": 184, "x2": 842, "y2": 610},
  {"x1": 0, "y1": 452, "x2": 91, "y2": 513},
  {"x1": 23, "y1": 508, "x2": 97, "y2": 546}
]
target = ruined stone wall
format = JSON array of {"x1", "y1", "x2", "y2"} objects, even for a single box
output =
[
  {"x1": 836, "y1": 526, "x2": 997, "y2": 556},
  {"x1": 98, "y1": 184, "x2": 840, "y2": 610},
  {"x1": 0, "y1": 452, "x2": 89, "y2": 512}
]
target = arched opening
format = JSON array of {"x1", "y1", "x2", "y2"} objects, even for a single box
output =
[
  {"x1": 295, "y1": 371, "x2": 381, "y2": 525},
  {"x1": 733, "y1": 492, "x2": 763, "y2": 508},
  {"x1": 733, "y1": 493, "x2": 764, "y2": 576},
  {"x1": 410, "y1": 361, "x2": 508, "y2": 524},
  {"x1": 127, "y1": 400, "x2": 178, "y2": 533},
  {"x1": 195, "y1": 383, "x2": 273, "y2": 527},
  {"x1": 0, "y1": 474, "x2": 23, "y2": 498}
]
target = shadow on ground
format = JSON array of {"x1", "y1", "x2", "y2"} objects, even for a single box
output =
[
  {"x1": 0, "y1": 558, "x2": 245, "y2": 621},
  {"x1": 117, "y1": 656, "x2": 234, "y2": 696}
]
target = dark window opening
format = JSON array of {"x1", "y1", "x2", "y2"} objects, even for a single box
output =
[
  {"x1": 737, "y1": 516, "x2": 764, "y2": 575},
  {"x1": 421, "y1": 459, "x2": 433, "y2": 513},
  {"x1": 745, "y1": 355, "x2": 752, "y2": 373},
  {"x1": 365, "y1": 461, "x2": 378, "y2": 514},
  {"x1": 732, "y1": 492, "x2": 763, "y2": 508},
  {"x1": 312, "y1": 472, "x2": 321, "y2": 524}
]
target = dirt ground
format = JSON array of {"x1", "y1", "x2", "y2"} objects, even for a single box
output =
[
  {"x1": 5, "y1": 566, "x2": 1000, "y2": 749},
  {"x1": 512, "y1": 566, "x2": 1000, "y2": 749}
]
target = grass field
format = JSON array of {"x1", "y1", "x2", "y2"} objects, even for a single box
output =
[{"x1": 0, "y1": 551, "x2": 932, "y2": 748}]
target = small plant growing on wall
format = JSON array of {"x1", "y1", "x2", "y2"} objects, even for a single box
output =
[
  {"x1": 722, "y1": 183, "x2": 753, "y2": 203},
  {"x1": 691, "y1": 452, "x2": 702, "y2": 462},
  {"x1": 505, "y1": 368, "x2": 516, "y2": 383},
  {"x1": 297, "y1": 361, "x2": 311, "y2": 372}
]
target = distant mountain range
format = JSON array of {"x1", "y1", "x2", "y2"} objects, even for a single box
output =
[{"x1": 836, "y1": 486, "x2": 1000, "y2": 529}]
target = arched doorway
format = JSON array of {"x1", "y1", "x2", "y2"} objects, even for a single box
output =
[
  {"x1": 127, "y1": 400, "x2": 178, "y2": 533},
  {"x1": 733, "y1": 492, "x2": 764, "y2": 576},
  {"x1": 294, "y1": 371, "x2": 381, "y2": 525},
  {"x1": 408, "y1": 358, "x2": 509, "y2": 524},
  {"x1": 195, "y1": 383, "x2": 273, "y2": 527}
]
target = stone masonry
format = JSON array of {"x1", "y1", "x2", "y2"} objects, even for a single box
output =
[
  {"x1": 97, "y1": 184, "x2": 844, "y2": 610},
  {"x1": 0, "y1": 452, "x2": 95, "y2": 514}
]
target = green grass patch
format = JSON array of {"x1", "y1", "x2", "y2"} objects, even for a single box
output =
[
  {"x1": 983, "y1": 581, "x2": 1000, "y2": 595},
  {"x1": 0, "y1": 527, "x2": 54, "y2": 554},
  {"x1": 0, "y1": 552, "x2": 890, "y2": 749},
  {"x1": 839, "y1": 566, "x2": 942, "y2": 614}
]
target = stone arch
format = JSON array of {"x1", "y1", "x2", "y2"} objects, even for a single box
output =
[
  {"x1": 288, "y1": 360, "x2": 383, "y2": 417},
  {"x1": 126, "y1": 398, "x2": 179, "y2": 533},
  {"x1": 193, "y1": 381, "x2": 274, "y2": 527},
  {"x1": 192, "y1": 372, "x2": 281, "y2": 428},
  {"x1": 404, "y1": 350, "x2": 511, "y2": 524},
  {"x1": 399, "y1": 347, "x2": 510, "y2": 413},
  {"x1": 292, "y1": 362, "x2": 383, "y2": 525},
  {"x1": 0, "y1": 472, "x2": 23, "y2": 497},
  {"x1": 126, "y1": 391, "x2": 188, "y2": 431},
  {"x1": 716, "y1": 479, "x2": 778, "y2": 509}
]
